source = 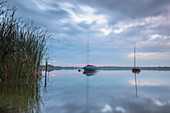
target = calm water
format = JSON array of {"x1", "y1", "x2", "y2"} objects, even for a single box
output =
[{"x1": 1, "y1": 70, "x2": 170, "y2": 113}]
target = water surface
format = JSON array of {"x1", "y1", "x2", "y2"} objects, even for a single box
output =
[{"x1": 1, "y1": 70, "x2": 170, "y2": 113}]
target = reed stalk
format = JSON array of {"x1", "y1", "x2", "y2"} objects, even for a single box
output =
[{"x1": 0, "y1": 2, "x2": 49, "y2": 80}]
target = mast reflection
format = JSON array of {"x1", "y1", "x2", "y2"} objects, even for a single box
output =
[
  {"x1": 132, "y1": 71, "x2": 140, "y2": 97},
  {"x1": 83, "y1": 70, "x2": 96, "y2": 113}
]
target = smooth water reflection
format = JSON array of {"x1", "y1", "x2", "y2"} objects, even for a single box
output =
[
  {"x1": 0, "y1": 79, "x2": 45, "y2": 113},
  {"x1": 1, "y1": 70, "x2": 170, "y2": 113}
]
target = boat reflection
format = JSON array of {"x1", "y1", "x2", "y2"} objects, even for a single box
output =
[
  {"x1": 132, "y1": 71, "x2": 140, "y2": 97},
  {"x1": 83, "y1": 70, "x2": 96, "y2": 76},
  {"x1": 83, "y1": 70, "x2": 96, "y2": 113}
]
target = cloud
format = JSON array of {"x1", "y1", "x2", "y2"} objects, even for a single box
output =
[
  {"x1": 153, "y1": 99, "x2": 165, "y2": 106},
  {"x1": 58, "y1": 2, "x2": 109, "y2": 25},
  {"x1": 145, "y1": 15, "x2": 170, "y2": 28},
  {"x1": 30, "y1": 0, "x2": 53, "y2": 11},
  {"x1": 101, "y1": 104, "x2": 113, "y2": 113},
  {"x1": 129, "y1": 80, "x2": 157, "y2": 86},
  {"x1": 128, "y1": 52, "x2": 170, "y2": 60},
  {"x1": 100, "y1": 28, "x2": 112, "y2": 36},
  {"x1": 128, "y1": 52, "x2": 158, "y2": 58},
  {"x1": 115, "y1": 106, "x2": 125, "y2": 113},
  {"x1": 150, "y1": 34, "x2": 170, "y2": 40},
  {"x1": 113, "y1": 21, "x2": 146, "y2": 34},
  {"x1": 113, "y1": 28, "x2": 123, "y2": 34},
  {"x1": 51, "y1": 60, "x2": 57, "y2": 63},
  {"x1": 5, "y1": 0, "x2": 170, "y2": 66}
]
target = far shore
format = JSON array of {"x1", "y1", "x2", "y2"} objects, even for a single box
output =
[{"x1": 41, "y1": 65, "x2": 170, "y2": 71}]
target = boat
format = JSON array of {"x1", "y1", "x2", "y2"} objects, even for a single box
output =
[
  {"x1": 131, "y1": 44, "x2": 141, "y2": 73},
  {"x1": 83, "y1": 65, "x2": 96, "y2": 72},
  {"x1": 131, "y1": 67, "x2": 141, "y2": 73},
  {"x1": 78, "y1": 69, "x2": 81, "y2": 72},
  {"x1": 83, "y1": 37, "x2": 96, "y2": 72}
]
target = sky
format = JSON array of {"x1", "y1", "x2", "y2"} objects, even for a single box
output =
[{"x1": 4, "y1": 0, "x2": 170, "y2": 66}]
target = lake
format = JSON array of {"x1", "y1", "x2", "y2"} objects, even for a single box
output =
[{"x1": 0, "y1": 70, "x2": 170, "y2": 113}]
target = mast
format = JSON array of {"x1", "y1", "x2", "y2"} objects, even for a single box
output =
[
  {"x1": 87, "y1": 36, "x2": 89, "y2": 65},
  {"x1": 134, "y1": 44, "x2": 136, "y2": 68}
]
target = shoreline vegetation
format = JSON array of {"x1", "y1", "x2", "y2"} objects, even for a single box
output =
[
  {"x1": 41, "y1": 65, "x2": 170, "y2": 71},
  {"x1": 0, "y1": 1, "x2": 49, "y2": 81}
]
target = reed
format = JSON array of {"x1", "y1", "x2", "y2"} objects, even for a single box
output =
[{"x1": 0, "y1": 2, "x2": 49, "y2": 80}]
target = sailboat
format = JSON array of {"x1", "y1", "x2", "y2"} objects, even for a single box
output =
[
  {"x1": 131, "y1": 44, "x2": 141, "y2": 73},
  {"x1": 83, "y1": 37, "x2": 96, "y2": 72},
  {"x1": 83, "y1": 65, "x2": 96, "y2": 72}
]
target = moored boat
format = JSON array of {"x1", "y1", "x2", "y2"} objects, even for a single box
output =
[
  {"x1": 131, "y1": 44, "x2": 141, "y2": 73},
  {"x1": 83, "y1": 65, "x2": 96, "y2": 72}
]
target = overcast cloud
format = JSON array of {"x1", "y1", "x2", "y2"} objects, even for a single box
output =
[{"x1": 4, "y1": 0, "x2": 170, "y2": 66}]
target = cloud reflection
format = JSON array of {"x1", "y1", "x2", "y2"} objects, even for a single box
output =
[
  {"x1": 101, "y1": 104, "x2": 112, "y2": 113},
  {"x1": 39, "y1": 70, "x2": 170, "y2": 113}
]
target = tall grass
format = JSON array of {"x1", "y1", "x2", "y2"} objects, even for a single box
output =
[{"x1": 0, "y1": 2, "x2": 49, "y2": 80}]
